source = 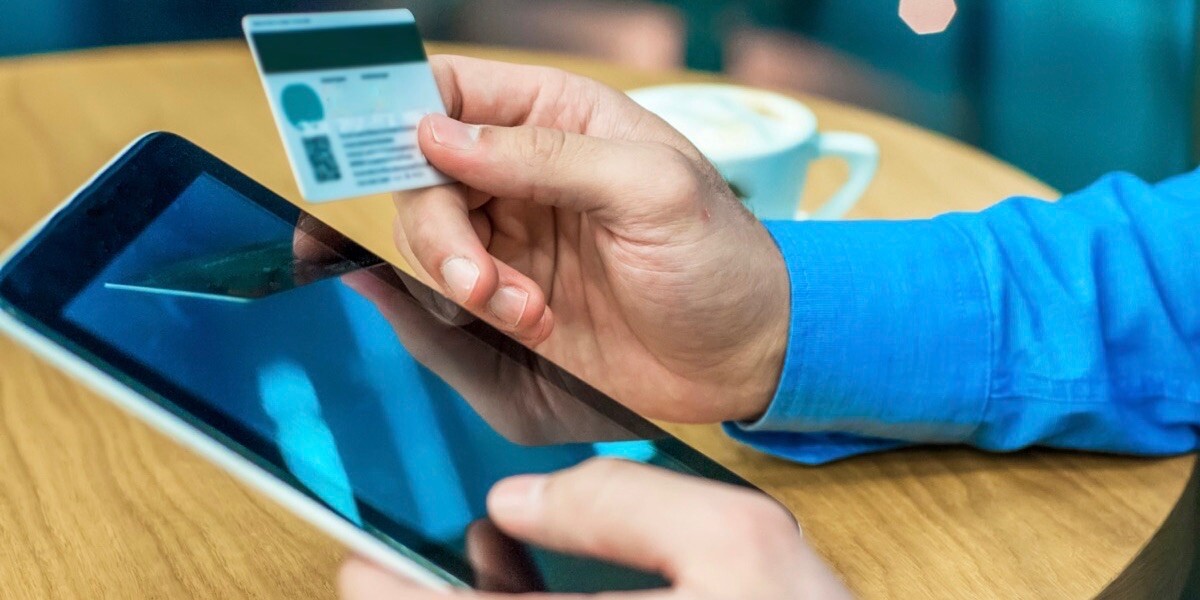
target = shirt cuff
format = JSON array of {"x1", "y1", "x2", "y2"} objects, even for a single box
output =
[{"x1": 726, "y1": 218, "x2": 994, "y2": 464}]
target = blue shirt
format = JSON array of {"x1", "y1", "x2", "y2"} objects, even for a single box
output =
[{"x1": 726, "y1": 168, "x2": 1200, "y2": 464}]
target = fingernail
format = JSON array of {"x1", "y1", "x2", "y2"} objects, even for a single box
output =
[
  {"x1": 440, "y1": 257, "x2": 479, "y2": 301},
  {"x1": 488, "y1": 475, "x2": 547, "y2": 520},
  {"x1": 429, "y1": 114, "x2": 481, "y2": 150},
  {"x1": 488, "y1": 286, "x2": 529, "y2": 327}
]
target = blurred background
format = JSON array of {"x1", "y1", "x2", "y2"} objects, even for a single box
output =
[{"x1": 1, "y1": 0, "x2": 1196, "y2": 191}]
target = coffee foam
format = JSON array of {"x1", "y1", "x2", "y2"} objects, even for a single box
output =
[{"x1": 630, "y1": 86, "x2": 815, "y2": 161}]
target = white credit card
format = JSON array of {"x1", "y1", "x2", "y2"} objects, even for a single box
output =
[{"x1": 243, "y1": 9, "x2": 452, "y2": 202}]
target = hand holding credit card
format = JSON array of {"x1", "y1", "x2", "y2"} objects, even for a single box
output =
[{"x1": 244, "y1": 9, "x2": 452, "y2": 202}]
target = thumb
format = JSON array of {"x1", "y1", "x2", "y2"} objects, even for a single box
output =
[
  {"x1": 485, "y1": 459, "x2": 796, "y2": 580},
  {"x1": 418, "y1": 113, "x2": 703, "y2": 227}
]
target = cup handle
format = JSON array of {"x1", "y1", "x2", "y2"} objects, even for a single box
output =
[{"x1": 806, "y1": 132, "x2": 880, "y2": 220}]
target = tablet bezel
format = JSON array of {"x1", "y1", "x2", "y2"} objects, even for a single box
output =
[{"x1": 0, "y1": 132, "x2": 753, "y2": 590}]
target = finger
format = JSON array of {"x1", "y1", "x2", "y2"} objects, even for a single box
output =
[
  {"x1": 391, "y1": 213, "x2": 436, "y2": 284},
  {"x1": 429, "y1": 55, "x2": 574, "y2": 126},
  {"x1": 392, "y1": 205, "x2": 498, "y2": 304},
  {"x1": 337, "y1": 555, "x2": 441, "y2": 599},
  {"x1": 428, "y1": 55, "x2": 706, "y2": 159},
  {"x1": 395, "y1": 184, "x2": 552, "y2": 345},
  {"x1": 418, "y1": 114, "x2": 700, "y2": 226},
  {"x1": 486, "y1": 459, "x2": 800, "y2": 580},
  {"x1": 390, "y1": 216, "x2": 482, "y2": 325},
  {"x1": 465, "y1": 519, "x2": 543, "y2": 593}
]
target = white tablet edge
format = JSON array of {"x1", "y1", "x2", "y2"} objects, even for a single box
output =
[{"x1": 0, "y1": 133, "x2": 453, "y2": 591}]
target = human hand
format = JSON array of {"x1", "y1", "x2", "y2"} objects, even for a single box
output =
[
  {"x1": 395, "y1": 56, "x2": 791, "y2": 423},
  {"x1": 338, "y1": 459, "x2": 852, "y2": 599}
]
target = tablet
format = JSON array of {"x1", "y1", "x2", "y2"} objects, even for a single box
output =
[{"x1": 0, "y1": 132, "x2": 754, "y2": 593}]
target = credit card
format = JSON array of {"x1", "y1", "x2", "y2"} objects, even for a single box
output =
[{"x1": 243, "y1": 9, "x2": 452, "y2": 202}]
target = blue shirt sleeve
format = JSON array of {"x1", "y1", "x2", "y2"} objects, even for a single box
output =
[{"x1": 726, "y1": 169, "x2": 1200, "y2": 464}]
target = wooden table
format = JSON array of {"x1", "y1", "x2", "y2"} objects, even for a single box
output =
[{"x1": 0, "y1": 41, "x2": 1194, "y2": 599}]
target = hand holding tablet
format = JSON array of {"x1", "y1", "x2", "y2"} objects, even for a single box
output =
[{"x1": 341, "y1": 459, "x2": 853, "y2": 600}]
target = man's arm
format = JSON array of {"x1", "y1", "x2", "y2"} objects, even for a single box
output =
[{"x1": 728, "y1": 169, "x2": 1200, "y2": 463}]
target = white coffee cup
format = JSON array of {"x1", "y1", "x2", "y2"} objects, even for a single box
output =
[{"x1": 628, "y1": 84, "x2": 879, "y2": 220}]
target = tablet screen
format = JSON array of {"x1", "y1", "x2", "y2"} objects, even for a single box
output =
[{"x1": 0, "y1": 136, "x2": 744, "y2": 592}]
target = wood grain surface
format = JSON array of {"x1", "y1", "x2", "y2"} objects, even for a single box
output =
[{"x1": 0, "y1": 40, "x2": 1193, "y2": 599}]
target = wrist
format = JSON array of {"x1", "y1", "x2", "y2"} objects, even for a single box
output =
[{"x1": 729, "y1": 232, "x2": 791, "y2": 422}]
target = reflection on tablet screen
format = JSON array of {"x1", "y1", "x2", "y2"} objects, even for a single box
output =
[{"x1": 59, "y1": 172, "x2": 680, "y2": 592}]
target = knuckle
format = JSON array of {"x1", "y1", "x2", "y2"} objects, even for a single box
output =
[
  {"x1": 544, "y1": 458, "x2": 627, "y2": 548},
  {"x1": 534, "y1": 65, "x2": 575, "y2": 88},
  {"x1": 703, "y1": 495, "x2": 801, "y2": 576},
  {"x1": 529, "y1": 66, "x2": 588, "y2": 104},
  {"x1": 546, "y1": 458, "x2": 626, "y2": 507},
  {"x1": 558, "y1": 70, "x2": 604, "y2": 110},
  {"x1": 515, "y1": 126, "x2": 568, "y2": 168},
  {"x1": 539, "y1": 463, "x2": 591, "y2": 515},
  {"x1": 570, "y1": 457, "x2": 628, "y2": 484},
  {"x1": 727, "y1": 494, "x2": 799, "y2": 546},
  {"x1": 405, "y1": 209, "x2": 441, "y2": 261},
  {"x1": 651, "y1": 145, "x2": 703, "y2": 204}
]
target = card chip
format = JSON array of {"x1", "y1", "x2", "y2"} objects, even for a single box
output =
[{"x1": 303, "y1": 136, "x2": 342, "y2": 182}]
